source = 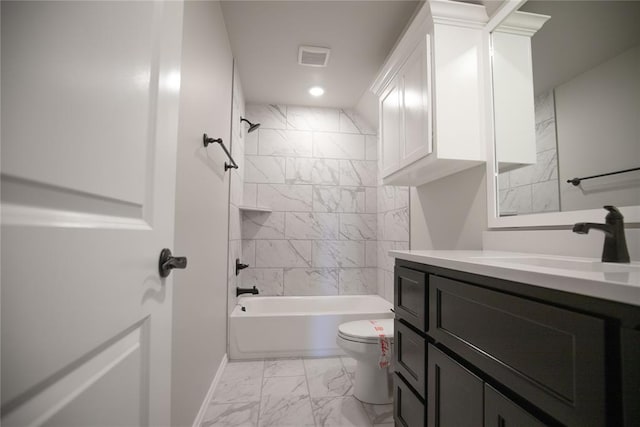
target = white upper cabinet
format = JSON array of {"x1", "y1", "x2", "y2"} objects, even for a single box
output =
[
  {"x1": 380, "y1": 74, "x2": 403, "y2": 177},
  {"x1": 372, "y1": 0, "x2": 489, "y2": 186}
]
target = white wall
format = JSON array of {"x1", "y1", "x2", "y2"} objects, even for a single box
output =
[
  {"x1": 410, "y1": 165, "x2": 486, "y2": 250},
  {"x1": 171, "y1": 2, "x2": 234, "y2": 425},
  {"x1": 556, "y1": 45, "x2": 640, "y2": 211},
  {"x1": 355, "y1": 90, "x2": 379, "y2": 135},
  {"x1": 410, "y1": 164, "x2": 640, "y2": 261}
]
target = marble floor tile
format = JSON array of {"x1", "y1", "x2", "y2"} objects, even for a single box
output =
[
  {"x1": 201, "y1": 401, "x2": 260, "y2": 427},
  {"x1": 311, "y1": 396, "x2": 372, "y2": 427},
  {"x1": 212, "y1": 381, "x2": 263, "y2": 404},
  {"x1": 211, "y1": 361, "x2": 264, "y2": 403},
  {"x1": 262, "y1": 375, "x2": 308, "y2": 398},
  {"x1": 362, "y1": 402, "x2": 394, "y2": 425},
  {"x1": 211, "y1": 356, "x2": 394, "y2": 427},
  {"x1": 304, "y1": 357, "x2": 353, "y2": 398},
  {"x1": 264, "y1": 358, "x2": 306, "y2": 377},
  {"x1": 259, "y1": 394, "x2": 316, "y2": 427},
  {"x1": 340, "y1": 357, "x2": 357, "y2": 384},
  {"x1": 221, "y1": 360, "x2": 265, "y2": 382},
  {"x1": 260, "y1": 376, "x2": 314, "y2": 426}
]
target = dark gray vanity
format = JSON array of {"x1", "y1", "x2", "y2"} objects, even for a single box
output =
[{"x1": 391, "y1": 253, "x2": 640, "y2": 427}]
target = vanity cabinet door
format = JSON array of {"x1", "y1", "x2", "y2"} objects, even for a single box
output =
[
  {"x1": 394, "y1": 319, "x2": 426, "y2": 398},
  {"x1": 429, "y1": 275, "x2": 606, "y2": 426},
  {"x1": 394, "y1": 373, "x2": 425, "y2": 427},
  {"x1": 484, "y1": 385, "x2": 547, "y2": 427},
  {"x1": 427, "y1": 344, "x2": 483, "y2": 427},
  {"x1": 394, "y1": 266, "x2": 428, "y2": 332}
]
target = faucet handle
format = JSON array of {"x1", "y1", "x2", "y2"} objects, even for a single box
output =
[{"x1": 603, "y1": 205, "x2": 624, "y2": 222}]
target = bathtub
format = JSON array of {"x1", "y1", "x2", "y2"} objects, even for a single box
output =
[{"x1": 229, "y1": 295, "x2": 394, "y2": 359}]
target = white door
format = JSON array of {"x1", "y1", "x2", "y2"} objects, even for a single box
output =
[{"x1": 1, "y1": 1, "x2": 184, "y2": 426}]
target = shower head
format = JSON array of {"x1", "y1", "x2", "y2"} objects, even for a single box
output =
[{"x1": 240, "y1": 117, "x2": 261, "y2": 133}]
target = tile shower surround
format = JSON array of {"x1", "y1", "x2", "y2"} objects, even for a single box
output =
[
  {"x1": 239, "y1": 104, "x2": 409, "y2": 300},
  {"x1": 200, "y1": 357, "x2": 394, "y2": 427}
]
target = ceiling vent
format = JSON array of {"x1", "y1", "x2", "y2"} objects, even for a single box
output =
[{"x1": 298, "y1": 46, "x2": 331, "y2": 67}]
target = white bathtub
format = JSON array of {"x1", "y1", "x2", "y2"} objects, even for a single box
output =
[{"x1": 229, "y1": 295, "x2": 394, "y2": 359}]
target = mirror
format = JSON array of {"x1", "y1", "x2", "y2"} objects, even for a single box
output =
[{"x1": 489, "y1": 1, "x2": 640, "y2": 224}]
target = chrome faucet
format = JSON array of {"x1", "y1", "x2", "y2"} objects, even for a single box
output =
[
  {"x1": 572, "y1": 206, "x2": 630, "y2": 263},
  {"x1": 236, "y1": 286, "x2": 259, "y2": 297}
]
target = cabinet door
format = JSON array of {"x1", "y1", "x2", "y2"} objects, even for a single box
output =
[
  {"x1": 394, "y1": 320, "x2": 426, "y2": 398},
  {"x1": 485, "y1": 385, "x2": 547, "y2": 427},
  {"x1": 394, "y1": 374, "x2": 425, "y2": 427},
  {"x1": 401, "y1": 34, "x2": 432, "y2": 168},
  {"x1": 380, "y1": 75, "x2": 402, "y2": 177},
  {"x1": 429, "y1": 275, "x2": 605, "y2": 426},
  {"x1": 427, "y1": 344, "x2": 483, "y2": 427},
  {"x1": 394, "y1": 266, "x2": 428, "y2": 332}
]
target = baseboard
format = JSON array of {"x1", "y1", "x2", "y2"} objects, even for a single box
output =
[{"x1": 191, "y1": 353, "x2": 228, "y2": 427}]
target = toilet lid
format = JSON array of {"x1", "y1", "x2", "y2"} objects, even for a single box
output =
[{"x1": 338, "y1": 319, "x2": 394, "y2": 343}]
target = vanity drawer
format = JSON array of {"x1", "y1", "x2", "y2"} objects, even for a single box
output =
[
  {"x1": 429, "y1": 275, "x2": 606, "y2": 427},
  {"x1": 394, "y1": 266, "x2": 428, "y2": 332},
  {"x1": 394, "y1": 319, "x2": 426, "y2": 398},
  {"x1": 394, "y1": 373, "x2": 425, "y2": 427}
]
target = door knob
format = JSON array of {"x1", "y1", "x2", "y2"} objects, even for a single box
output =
[{"x1": 158, "y1": 248, "x2": 187, "y2": 278}]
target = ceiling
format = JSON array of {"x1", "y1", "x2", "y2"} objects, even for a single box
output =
[{"x1": 221, "y1": 1, "x2": 421, "y2": 109}]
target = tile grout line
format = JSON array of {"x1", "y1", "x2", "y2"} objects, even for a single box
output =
[
  {"x1": 256, "y1": 359, "x2": 266, "y2": 427},
  {"x1": 301, "y1": 357, "x2": 320, "y2": 427}
]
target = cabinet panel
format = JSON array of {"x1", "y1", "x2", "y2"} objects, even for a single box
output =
[
  {"x1": 394, "y1": 374, "x2": 425, "y2": 427},
  {"x1": 427, "y1": 344, "x2": 483, "y2": 427},
  {"x1": 429, "y1": 275, "x2": 606, "y2": 426},
  {"x1": 401, "y1": 35, "x2": 432, "y2": 167},
  {"x1": 380, "y1": 77, "x2": 402, "y2": 176},
  {"x1": 394, "y1": 319, "x2": 426, "y2": 398},
  {"x1": 394, "y1": 266, "x2": 427, "y2": 331},
  {"x1": 485, "y1": 384, "x2": 546, "y2": 427},
  {"x1": 621, "y1": 328, "x2": 640, "y2": 427}
]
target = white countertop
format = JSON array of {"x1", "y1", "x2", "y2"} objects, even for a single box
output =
[{"x1": 389, "y1": 250, "x2": 640, "y2": 307}]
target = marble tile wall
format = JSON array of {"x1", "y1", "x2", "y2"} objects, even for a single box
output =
[
  {"x1": 239, "y1": 104, "x2": 408, "y2": 300},
  {"x1": 376, "y1": 175, "x2": 409, "y2": 303},
  {"x1": 499, "y1": 90, "x2": 560, "y2": 215}
]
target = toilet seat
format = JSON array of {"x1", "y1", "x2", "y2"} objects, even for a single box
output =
[{"x1": 337, "y1": 319, "x2": 394, "y2": 344}]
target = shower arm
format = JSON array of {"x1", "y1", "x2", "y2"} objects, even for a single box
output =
[{"x1": 202, "y1": 133, "x2": 238, "y2": 171}]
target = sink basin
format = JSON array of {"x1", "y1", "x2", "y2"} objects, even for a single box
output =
[{"x1": 476, "y1": 256, "x2": 640, "y2": 274}]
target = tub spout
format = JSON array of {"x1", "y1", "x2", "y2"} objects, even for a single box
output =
[{"x1": 237, "y1": 286, "x2": 259, "y2": 297}]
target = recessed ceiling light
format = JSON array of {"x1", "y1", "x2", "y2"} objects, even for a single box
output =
[{"x1": 309, "y1": 86, "x2": 325, "y2": 97}]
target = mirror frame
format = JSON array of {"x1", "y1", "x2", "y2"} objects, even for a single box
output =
[{"x1": 483, "y1": 0, "x2": 640, "y2": 228}]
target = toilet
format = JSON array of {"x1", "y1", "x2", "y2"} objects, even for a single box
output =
[{"x1": 337, "y1": 318, "x2": 394, "y2": 404}]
